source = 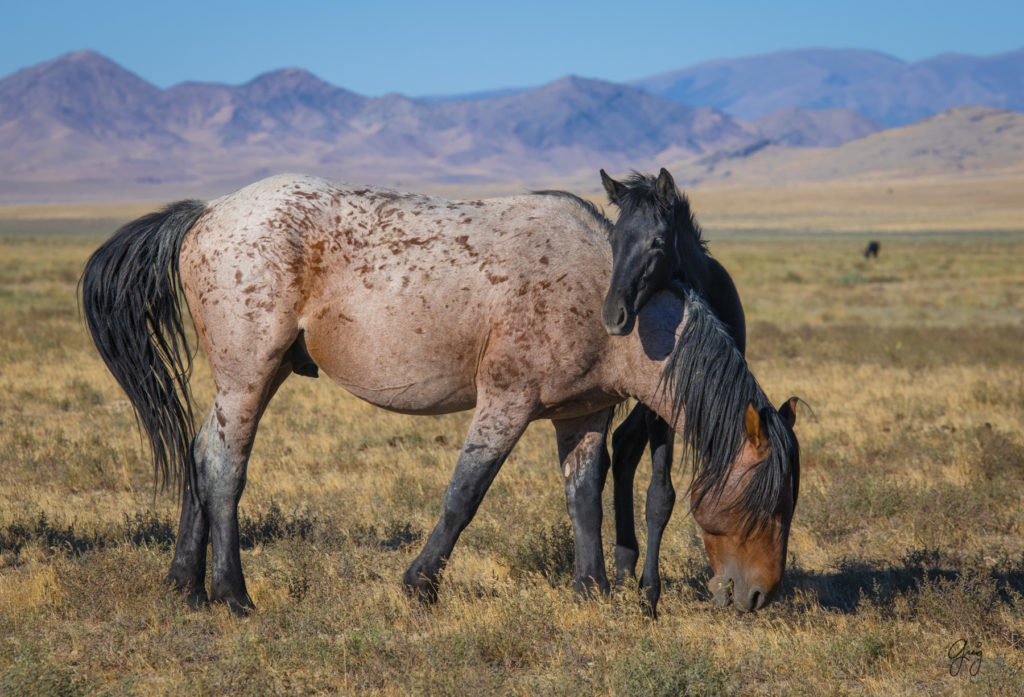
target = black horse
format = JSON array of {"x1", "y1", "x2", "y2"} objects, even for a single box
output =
[
  {"x1": 600, "y1": 168, "x2": 750, "y2": 615},
  {"x1": 864, "y1": 241, "x2": 880, "y2": 259}
]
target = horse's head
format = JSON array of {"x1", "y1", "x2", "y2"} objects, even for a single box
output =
[
  {"x1": 601, "y1": 168, "x2": 709, "y2": 336},
  {"x1": 691, "y1": 398, "x2": 800, "y2": 612},
  {"x1": 600, "y1": 168, "x2": 677, "y2": 335}
]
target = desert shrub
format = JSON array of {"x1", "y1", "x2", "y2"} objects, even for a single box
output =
[
  {"x1": 0, "y1": 512, "x2": 100, "y2": 557},
  {"x1": 0, "y1": 650, "x2": 95, "y2": 697},
  {"x1": 347, "y1": 519, "x2": 422, "y2": 551},
  {"x1": 503, "y1": 519, "x2": 575, "y2": 586},
  {"x1": 970, "y1": 425, "x2": 1024, "y2": 482},
  {"x1": 238, "y1": 503, "x2": 317, "y2": 548},
  {"x1": 612, "y1": 636, "x2": 733, "y2": 697}
]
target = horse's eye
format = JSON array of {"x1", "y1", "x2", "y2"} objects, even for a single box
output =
[{"x1": 651, "y1": 238, "x2": 665, "y2": 250}]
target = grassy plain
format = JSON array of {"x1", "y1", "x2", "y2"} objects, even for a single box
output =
[{"x1": 1, "y1": 186, "x2": 1023, "y2": 695}]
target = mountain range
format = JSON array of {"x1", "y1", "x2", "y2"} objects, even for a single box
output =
[
  {"x1": 631, "y1": 48, "x2": 1024, "y2": 126},
  {"x1": 0, "y1": 48, "x2": 1021, "y2": 203}
]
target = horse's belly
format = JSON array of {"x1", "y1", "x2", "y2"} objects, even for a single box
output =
[
  {"x1": 327, "y1": 371, "x2": 477, "y2": 415},
  {"x1": 302, "y1": 315, "x2": 479, "y2": 415}
]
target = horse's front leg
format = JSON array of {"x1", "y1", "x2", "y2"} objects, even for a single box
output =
[
  {"x1": 610, "y1": 404, "x2": 649, "y2": 583},
  {"x1": 639, "y1": 412, "x2": 676, "y2": 618},
  {"x1": 403, "y1": 398, "x2": 531, "y2": 602},
  {"x1": 553, "y1": 408, "x2": 613, "y2": 597}
]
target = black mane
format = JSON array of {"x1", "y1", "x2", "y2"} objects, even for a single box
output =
[{"x1": 661, "y1": 283, "x2": 798, "y2": 534}]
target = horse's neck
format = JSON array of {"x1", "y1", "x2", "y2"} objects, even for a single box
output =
[
  {"x1": 671, "y1": 226, "x2": 711, "y2": 293},
  {"x1": 702, "y1": 257, "x2": 746, "y2": 355},
  {"x1": 606, "y1": 288, "x2": 687, "y2": 418}
]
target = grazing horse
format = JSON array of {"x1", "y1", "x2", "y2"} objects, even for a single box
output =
[
  {"x1": 864, "y1": 241, "x2": 880, "y2": 259},
  {"x1": 599, "y1": 168, "x2": 766, "y2": 614},
  {"x1": 80, "y1": 174, "x2": 798, "y2": 615}
]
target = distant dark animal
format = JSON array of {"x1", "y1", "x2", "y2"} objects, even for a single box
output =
[
  {"x1": 80, "y1": 174, "x2": 799, "y2": 615},
  {"x1": 864, "y1": 241, "x2": 880, "y2": 258},
  {"x1": 601, "y1": 168, "x2": 786, "y2": 615}
]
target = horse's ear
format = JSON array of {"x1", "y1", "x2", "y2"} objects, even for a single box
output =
[
  {"x1": 655, "y1": 168, "x2": 678, "y2": 207},
  {"x1": 600, "y1": 169, "x2": 627, "y2": 205},
  {"x1": 778, "y1": 397, "x2": 798, "y2": 429},
  {"x1": 744, "y1": 401, "x2": 767, "y2": 449}
]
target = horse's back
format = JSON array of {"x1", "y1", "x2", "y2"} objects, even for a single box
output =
[{"x1": 180, "y1": 175, "x2": 616, "y2": 416}]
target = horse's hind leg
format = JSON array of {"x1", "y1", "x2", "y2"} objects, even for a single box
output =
[
  {"x1": 403, "y1": 394, "x2": 531, "y2": 601},
  {"x1": 166, "y1": 459, "x2": 210, "y2": 608},
  {"x1": 610, "y1": 404, "x2": 649, "y2": 583},
  {"x1": 167, "y1": 343, "x2": 295, "y2": 614},
  {"x1": 638, "y1": 412, "x2": 676, "y2": 618},
  {"x1": 554, "y1": 408, "x2": 613, "y2": 597}
]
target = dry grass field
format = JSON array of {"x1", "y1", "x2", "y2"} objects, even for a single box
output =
[{"x1": 1, "y1": 184, "x2": 1023, "y2": 696}]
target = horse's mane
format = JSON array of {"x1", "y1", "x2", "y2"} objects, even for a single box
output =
[
  {"x1": 530, "y1": 189, "x2": 613, "y2": 237},
  {"x1": 615, "y1": 173, "x2": 708, "y2": 255},
  {"x1": 661, "y1": 283, "x2": 798, "y2": 534}
]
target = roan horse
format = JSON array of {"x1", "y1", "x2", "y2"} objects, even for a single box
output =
[
  {"x1": 81, "y1": 173, "x2": 798, "y2": 614},
  {"x1": 600, "y1": 168, "x2": 797, "y2": 613}
]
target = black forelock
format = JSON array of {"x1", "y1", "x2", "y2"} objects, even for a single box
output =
[{"x1": 613, "y1": 172, "x2": 707, "y2": 254}]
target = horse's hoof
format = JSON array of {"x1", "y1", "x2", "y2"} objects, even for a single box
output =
[
  {"x1": 209, "y1": 587, "x2": 256, "y2": 616},
  {"x1": 573, "y1": 576, "x2": 610, "y2": 600},
  {"x1": 613, "y1": 566, "x2": 637, "y2": 588},
  {"x1": 399, "y1": 569, "x2": 440, "y2": 601},
  {"x1": 638, "y1": 579, "x2": 660, "y2": 619},
  {"x1": 167, "y1": 574, "x2": 209, "y2": 610},
  {"x1": 225, "y1": 597, "x2": 256, "y2": 617},
  {"x1": 639, "y1": 595, "x2": 659, "y2": 619},
  {"x1": 402, "y1": 574, "x2": 440, "y2": 604},
  {"x1": 186, "y1": 590, "x2": 210, "y2": 610},
  {"x1": 613, "y1": 549, "x2": 639, "y2": 586}
]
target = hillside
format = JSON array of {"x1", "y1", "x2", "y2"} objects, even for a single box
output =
[
  {"x1": 664, "y1": 106, "x2": 1024, "y2": 187},
  {"x1": 631, "y1": 47, "x2": 1024, "y2": 126},
  {"x1": 1, "y1": 49, "x2": 1022, "y2": 203},
  {"x1": 0, "y1": 52, "x2": 752, "y2": 202}
]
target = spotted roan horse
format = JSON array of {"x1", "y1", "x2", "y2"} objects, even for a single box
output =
[
  {"x1": 601, "y1": 168, "x2": 797, "y2": 613},
  {"x1": 81, "y1": 174, "x2": 798, "y2": 614}
]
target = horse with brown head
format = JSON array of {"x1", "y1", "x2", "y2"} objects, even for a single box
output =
[
  {"x1": 81, "y1": 174, "x2": 797, "y2": 615},
  {"x1": 600, "y1": 168, "x2": 797, "y2": 613}
]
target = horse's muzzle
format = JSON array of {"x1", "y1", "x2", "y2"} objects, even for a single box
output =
[{"x1": 601, "y1": 294, "x2": 635, "y2": 336}]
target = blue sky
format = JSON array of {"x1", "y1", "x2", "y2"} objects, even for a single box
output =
[{"x1": 2, "y1": 0, "x2": 1021, "y2": 96}]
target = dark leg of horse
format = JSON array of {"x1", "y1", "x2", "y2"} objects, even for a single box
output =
[
  {"x1": 165, "y1": 431, "x2": 210, "y2": 609},
  {"x1": 638, "y1": 412, "x2": 675, "y2": 618},
  {"x1": 610, "y1": 404, "x2": 648, "y2": 583},
  {"x1": 403, "y1": 399, "x2": 530, "y2": 602},
  {"x1": 173, "y1": 364, "x2": 292, "y2": 615},
  {"x1": 553, "y1": 409, "x2": 613, "y2": 597},
  {"x1": 194, "y1": 402, "x2": 254, "y2": 615}
]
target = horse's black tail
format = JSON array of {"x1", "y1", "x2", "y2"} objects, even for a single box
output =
[{"x1": 80, "y1": 200, "x2": 208, "y2": 494}]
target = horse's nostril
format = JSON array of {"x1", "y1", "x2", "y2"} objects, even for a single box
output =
[
  {"x1": 746, "y1": 587, "x2": 772, "y2": 612},
  {"x1": 616, "y1": 307, "x2": 627, "y2": 327}
]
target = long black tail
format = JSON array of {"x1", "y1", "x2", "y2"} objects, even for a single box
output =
[{"x1": 80, "y1": 200, "x2": 208, "y2": 493}]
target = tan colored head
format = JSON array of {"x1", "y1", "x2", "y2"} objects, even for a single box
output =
[{"x1": 692, "y1": 398, "x2": 799, "y2": 612}]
